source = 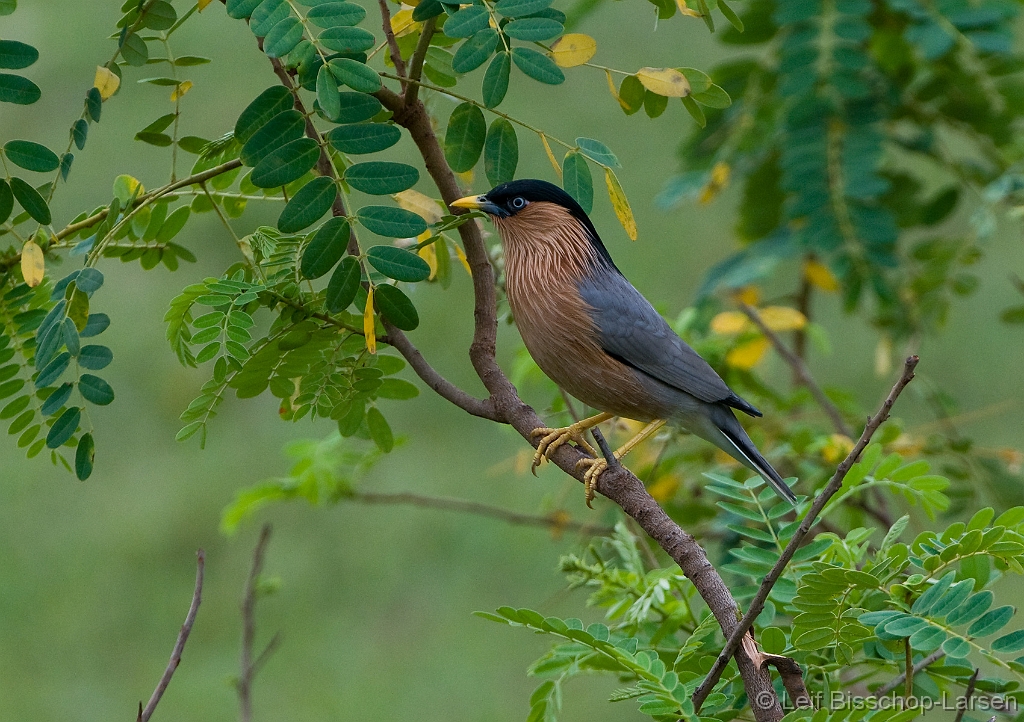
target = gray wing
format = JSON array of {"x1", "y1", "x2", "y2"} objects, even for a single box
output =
[{"x1": 579, "y1": 270, "x2": 760, "y2": 415}]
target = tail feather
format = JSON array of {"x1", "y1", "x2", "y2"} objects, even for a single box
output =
[{"x1": 718, "y1": 423, "x2": 796, "y2": 503}]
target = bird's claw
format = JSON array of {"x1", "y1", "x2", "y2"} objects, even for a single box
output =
[
  {"x1": 575, "y1": 457, "x2": 611, "y2": 508},
  {"x1": 530, "y1": 423, "x2": 598, "y2": 474}
]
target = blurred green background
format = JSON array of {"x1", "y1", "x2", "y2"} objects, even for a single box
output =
[{"x1": 2, "y1": 2, "x2": 1024, "y2": 720}]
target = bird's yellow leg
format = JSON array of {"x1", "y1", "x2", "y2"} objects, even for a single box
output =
[
  {"x1": 530, "y1": 412, "x2": 613, "y2": 473},
  {"x1": 576, "y1": 419, "x2": 668, "y2": 508}
]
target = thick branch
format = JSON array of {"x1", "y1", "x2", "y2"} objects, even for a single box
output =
[
  {"x1": 138, "y1": 550, "x2": 205, "y2": 722},
  {"x1": 351, "y1": 490, "x2": 614, "y2": 535},
  {"x1": 239, "y1": 525, "x2": 273, "y2": 722},
  {"x1": 693, "y1": 356, "x2": 920, "y2": 711},
  {"x1": 740, "y1": 302, "x2": 852, "y2": 437}
]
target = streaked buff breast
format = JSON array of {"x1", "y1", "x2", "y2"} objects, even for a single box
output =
[{"x1": 496, "y1": 202, "x2": 663, "y2": 422}]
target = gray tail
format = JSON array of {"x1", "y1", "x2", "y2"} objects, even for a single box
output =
[{"x1": 718, "y1": 421, "x2": 797, "y2": 504}]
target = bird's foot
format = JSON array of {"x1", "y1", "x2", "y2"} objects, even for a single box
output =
[
  {"x1": 575, "y1": 457, "x2": 612, "y2": 508},
  {"x1": 530, "y1": 422, "x2": 598, "y2": 474}
]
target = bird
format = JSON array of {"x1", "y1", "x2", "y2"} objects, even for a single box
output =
[{"x1": 450, "y1": 179, "x2": 796, "y2": 508}]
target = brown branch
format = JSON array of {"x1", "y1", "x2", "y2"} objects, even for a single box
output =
[
  {"x1": 740, "y1": 302, "x2": 852, "y2": 438},
  {"x1": 765, "y1": 656, "x2": 812, "y2": 709},
  {"x1": 953, "y1": 668, "x2": 979, "y2": 722},
  {"x1": 874, "y1": 648, "x2": 944, "y2": 696},
  {"x1": 404, "y1": 17, "x2": 435, "y2": 107},
  {"x1": 351, "y1": 490, "x2": 614, "y2": 535},
  {"x1": 376, "y1": 0, "x2": 407, "y2": 83},
  {"x1": 239, "y1": 524, "x2": 273, "y2": 722},
  {"x1": 138, "y1": 550, "x2": 205, "y2": 722},
  {"x1": 693, "y1": 356, "x2": 920, "y2": 711}
]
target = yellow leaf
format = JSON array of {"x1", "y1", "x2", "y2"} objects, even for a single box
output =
[
  {"x1": 20, "y1": 241, "x2": 44, "y2": 288},
  {"x1": 804, "y1": 258, "x2": 839, "y2": 292},
  {"x1": 604, "y1": 68, "x2": 628, "y2": 111},
  {"x1": 395, "y1": 189, "x2": 443, "y2": 223},
  {"x1": 648, "y1": 474, "x2": 680, "y2": 503},
  {"x1": 733, "y1": 285, "x2": 760, "y2": 306},
  {"x1": 93, "y1": 66, "x2": 120, "y2": 100},
  {"x1": 674, "y1": 0, "x2": 703, "y2": 16},
  {"x1": 364, "y1": 287, "x2": 377, "y2": 354},
  {"x1": 699, "y1": 161, "x2": 730, "y2": 204},
  {"x1": 550, "y1": 33, "x2": 596, "y2": 68},
  {"x1": 454, "y1": 243, "x2": 472, "y2": 276},
  {"x1": 390, "y1": 8, "x2": 420, "y2": 36},
  {"x1": 171, "y1": 80, "x2": 193, "y2": 101},
  {"x1": 198, "y1": 0, "x2": 213, "y2": 9},
  {"x1": 604, "y1": 168, "x2": 637, "y2": 241},
  {"x1": 540, "y1": 134, "x2": 561, "y2": 179},
  {"x1": 759, "y1": 306, "x2": 806, "y2": 332},
  {"x1": 875, "y1": 335, "x2": 891, "y2": 377},
  {"x1": 726, "y1": 337, "x2": 769, "y2": 370},
  {"x1": 417, "y1": 231, "x2": 437, "y2": 280},
  {"x1": 636, "y1": 67, "x2": 691, "y2": 98},
  {"x1": 710, "y1": 311, "x2": 748, "y2": 335}
]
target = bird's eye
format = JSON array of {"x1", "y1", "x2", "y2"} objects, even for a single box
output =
[{"x1": 511, "y1": 197, "x2": 527, "y2": 209}]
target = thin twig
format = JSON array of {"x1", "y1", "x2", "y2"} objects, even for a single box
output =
[
  {"x1": 138, "y1": 550, "x2": 205, "y2": 722},
  {"x1": 376, "y1": 0, "x2": 407, "y2": 82},
  {"x1": 740, "y1": 302, "x2": 853, "y2": 437},
  {"x1": 351, "y1": 491, "x2": 613, "y2": 535},
  {"x1": 404, "y1": 17, "x2": 435, "y2": 107},
  {"x1": 693, "y1": 356, "x2": 920, "y2": 711},
  {"x1": 953, "y1": 668, "x2": 979, "y2": 722},
  {"x1": 905, "y1": 638, "x2": 913, "y2": 698},
  {"x1": 239, "y1": 525, "x2": 273, "y2": 722},
  {"x1": 875, "y1": 649, "x2": 944, "y2": 696}
]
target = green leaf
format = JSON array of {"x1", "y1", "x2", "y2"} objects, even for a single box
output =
[
  {"x1": 366, "y1": 407, "x2": 394, "y2": 452},
  {"x1": 75, "y1": 432, "x2": 94, "y2": 480},
  {"x1": 908, "y1": 625, "x2": 946, "y2": 652},
  {"x1": 227, "y1": 0, "x2": 264, "y2": 18},
  {"x1": 308, "y1": 1, "x2": 366, "y2": 26},
  {"x1": 81, "y1": 314, "x2": 110, "y2": 338},
  {"x1": 326, "y1": 123, "x2": 401, "y2": 154},
  {"x1": 46, "y1": 406, "x2": 80, "y2": 448},
  {"x1": 912, "y1": 571, "x2": 955, "y2": 615},
  {"x1": 36, "y1": 352, "x2": 71, "y2": 388},
  {"x1": 136, "y1": 132, "x2": 173, "y2": 147},
  {"x1": 681, "y1": 95, "x2": 705, "y2": 127},
  {"x1": 263, "y1": 17, "x2": 304, "y2": 58},
  {"x1": 319, "y1": 26, "x2": 376, "y2": 53},
  {"x1": 377, "y1": 378, "x2": 419, "y2": 399},
  {"x1": 575, "y1": 137, "x2": 619, "y2": 168},
  {"x1": 344, "y1": 161, "x2": 419, "y2": 195},
  {"x1": 326, "y1": 255, "x2": 361, "y2": 312},
  {"x1": 718, "y1": 0, "x2": 743, "y2": 31},
  {"x1": 250, "y1": 138, "x2": 320, "y2": 188},
  {"x1": 366, "y1": 246, "x2": 431, "y2": 282},
  {"x1": 0, "y1": 73, "x2": 41, "y2": 105},
  {"x1": 946, "y1": 590, "x2": 994, "y2": 626},
  {"x1": 644, "y1": 90, "x2": 668, "y2": 118},
  {"x1": 482, "y1": 51, "x2": 511, "y2": 108},
  {"x1": 239, "y1": 109, "x2": 305, "y2": 167},
  {"x1": 301, "y1": 216, "x2": 350, "y2": 278},
  {"x1": 79, "y1": 345, "x2": 113, "y2": 370},
  {"x1": 316, "y1": 64, "x2": 341, "y2": 120},
  {"x1": 884, "y1": 616, "x2": 929, "y2": 636},
  {"x1": 86, "y1": 87, "x2": 102, "y2": 122},
  {"x1": 503, "y1": 18, "x2": 563, "y2": 40},
  {"x1": 9, "y1": 177, "x2": 50, "y2": 224},
  {"x1": 967, "y1": 605, "x2": 1014, "y2": 637},
  {"x1": 511, "y1": 47, "x2": 563, "y2": 84},
  {"x1": 79, "y1": 374, "x2": 114, "y2": 406},
  {"x1": 452, "y1": 29, "x2": 499, "y2": 74},
  {"x1": 445, "y1": 6, "x2": 490, "y2": 37},
  {"x1": 3, "y1": 138, "x2": 58, "y2": 172},
  {"x1": 357, "y1": 206, "x2": 428, "y2": 237},
  {"x1": 942, "y1": 636, "x2": 970, "y2": 659},
  {"x1": 155, "y1": 206, "x2": 191, "y2": 243},
  {"x1": 0, "y1": 40, "x2": 38, "y2": 70},
  {"x1": 41, "y1": 383, "x2": 74, "y2": 416},
  {"x1": 693, "y1": 83, "x2": 732, "y2": 108},
  {"x1": 618, "y1": 75, "x2": 644, "y2": 115},
  {"x1": 328, "y1": 57, "x2": 382, "y2": 93},
  {"x1": 562, "y1": 152, "x2": 594, "y2": 210},
  {"x1": 75, "y1": 268, "x2": 104, "y2": 296},
  {"x1": 412, "y1": 0, "x2": 443, "y2": 20},
  {"x1": 330, "y1": 91, "x2": 383, "y2": 123},
  {"x1": 373, "y1": 284, "x2": 419, "y2": 330},
  {"x1": 278, "y1": 176, "x2": 337, "y2": 232},
  {"x1": 484, "y1": 118, "x2": 518, "y2": 186},
  {"x1": 494, "y1": 0, "x2": 552, "y2": 17},
  {"x1": 235, "y1": 86, "x2": 294, "y2": 144},
  {"x1": 121, "y1": 33, "x2": 149, "y2": 66},
  {"x1": 444, "y1": 102, "x2": 486, "y2": 173},
  {"x1": 143, "y1": 0, "x2": 178, "y2": 29},
  {"x1": 0, "y1": 180, "x2": 12, "y2": 225}
]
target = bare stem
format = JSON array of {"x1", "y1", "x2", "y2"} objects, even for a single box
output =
[
  {"x1": 239, "y1": 525, "x2": 273, "y2": 722},
  {"x1": 138, "y1": 550, "x2": 205, "y2": 722},
  {"x1": 874, "y1": 649, "x2": 944, "y2": 696},
  {"x1": 693, "y1": 356, "x2": 920, "y2": 711},
  {"x1": 376, "y1": 0, "x2": 408, "y2": 82}
]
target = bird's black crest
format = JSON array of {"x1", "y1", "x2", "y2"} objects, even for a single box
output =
[{"x1": 483, "y1": 179, "x2": 616, "y2": 268}]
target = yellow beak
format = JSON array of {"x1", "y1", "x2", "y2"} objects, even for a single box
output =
[{"x1": 450, "y1": 195, "x2": 487, "y2": 210}]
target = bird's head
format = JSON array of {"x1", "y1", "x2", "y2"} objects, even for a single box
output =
[{"x1": 450, "y1": 179, "x2": 615, "y2": 268}]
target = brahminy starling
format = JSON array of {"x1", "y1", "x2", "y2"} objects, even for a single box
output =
[{"x1": 451, "y1": 180, "x2": 795, "y2": 507}]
